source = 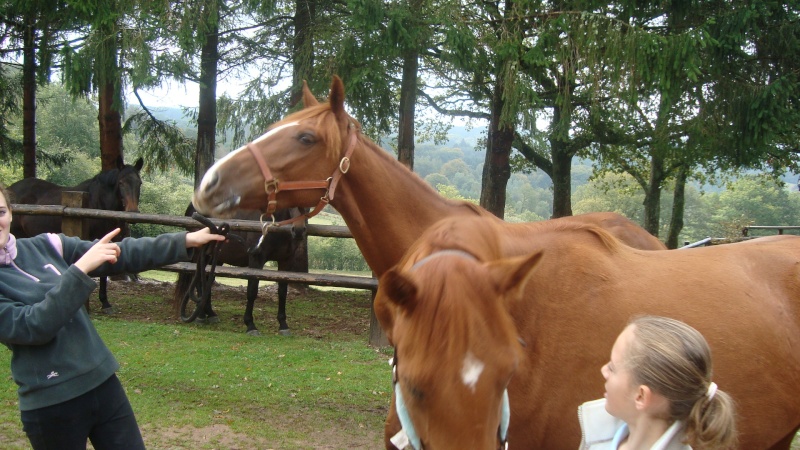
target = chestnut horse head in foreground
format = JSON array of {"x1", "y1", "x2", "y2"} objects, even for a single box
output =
[{"x1": 376, "y1": 215, "x2": 800, "y2": 449}]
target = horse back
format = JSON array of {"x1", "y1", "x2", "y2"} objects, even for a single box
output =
[{"x1": 507, "y1": 232, "x2": 800, "y2": 448}]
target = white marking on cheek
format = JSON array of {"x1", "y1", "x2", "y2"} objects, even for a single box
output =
[{"x1": 461, "y1": 351, "x2": 485, "y2": 392}]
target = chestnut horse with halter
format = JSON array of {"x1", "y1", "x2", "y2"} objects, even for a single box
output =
[
  {"x1": 190, "y1": 76, "x2": 670, "y2": 446},
  {"x1": 191, "y1": 76, "x2": 663, "y2": 279},
  {"x1": 376, "y1": 215, "x2": 800, "y2": 449}
]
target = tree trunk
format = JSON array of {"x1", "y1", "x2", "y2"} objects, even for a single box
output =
[
  {"x1": 290, "y1": 0, "x2": 315, "y2": 108},
  {"x1": 97, "y1": 23, "x2": 122, "y2": 172},
  {"x1": 397, "y1": 49, "x2": 418, "y2": 170},
  {"x1": 643, "y1": 155, "x2": 664, "y2": 236},
  {"x1": 194, "y1": 4, "x2": 219, "y2": 190},
  {"x1": 22, "y1": 18, "x2": 37, "y2": 179},
  {"x1": 98, "y1": 80, "x2": 122, "y2": 171},
  {"x1": 550, "y1": 142, "x2": 573, "y2": 218},
  {"x1": 290, "y1": 0, "x2": 314, "y2": 275},
  {"x1": 480, "y1": 79, "x2": 513, "y2": 218},
  {"x1": 665, "y1": 165, "x2": 687, "y2": 249}
]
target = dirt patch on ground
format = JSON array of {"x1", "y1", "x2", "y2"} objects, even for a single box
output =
[{"x1": 139, "y1": 423, "x2": 382, "y2": 450}]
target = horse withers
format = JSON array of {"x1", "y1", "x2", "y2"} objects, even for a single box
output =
[
  {"x1": 375, "y1": 215, "x2": 800, "y2": 450},
  {"x1": 172, "y1": 204, "x2": 307, "y2": 335},
  {"x1": 8, "y1": 156, "x2": 144, "y2": 313}
]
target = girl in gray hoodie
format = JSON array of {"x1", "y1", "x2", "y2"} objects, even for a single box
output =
[{"x1": 0, "y1": 184, "x2": 224, "y2": 449}]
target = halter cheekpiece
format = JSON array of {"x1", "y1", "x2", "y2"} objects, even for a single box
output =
[{"x1": 245, "y1": 122, "x2": 359, "y2": 235}]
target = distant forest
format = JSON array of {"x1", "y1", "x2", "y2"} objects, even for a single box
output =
[{"x1": 139, "y1": 105, "x2": 800, "y2": 246}]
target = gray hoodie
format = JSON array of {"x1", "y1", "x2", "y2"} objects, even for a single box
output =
[{"x1": 0, "y1": 232, "x2": 190, "y2": 410}]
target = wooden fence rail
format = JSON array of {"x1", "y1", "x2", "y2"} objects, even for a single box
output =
[
  {"x1": 742, "y1": 225, "x2": 800, "y2": 236},
  {"x1": 11, "y1": 203, "x2": 387, "y2": 345},
  {"x1": 10, "y1": 204, "x2": 353, "y2": 238}
]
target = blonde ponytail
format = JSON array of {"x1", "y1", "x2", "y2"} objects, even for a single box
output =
[
  {"x1": 685, "y1": 386, "x2": 737, "y2": 449},
  {"x1": 626, "y1": 316, "x2": 738, "y2": 449}
]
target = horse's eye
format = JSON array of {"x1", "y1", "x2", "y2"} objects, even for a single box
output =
[{"x1": 298, "y1": 133, "x2": 315, "y2": 145}]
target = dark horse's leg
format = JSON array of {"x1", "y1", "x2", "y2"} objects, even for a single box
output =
[
  {"x1": 276, "y1": 281, "x2": 290, "y2": 336},
  {"x1": 243, "y1": 278, "x2": 261, "y2": 336},
  {"x1": 196, "y1": 295, "x2": 219, "y2": 324},
  {"x1": 97, "y1": 276, "x2": 115, "y2": 314}
]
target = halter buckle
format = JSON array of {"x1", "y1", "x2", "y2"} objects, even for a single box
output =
[
  {"x1": 339, "y1": 157, "x2": 351, "y2": 174},
  {"x1": 264, "y1": 179, "x2": 279, "y2": 195}
]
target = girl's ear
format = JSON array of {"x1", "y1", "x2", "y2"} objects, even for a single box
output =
[
  {"x1": 636, "y1": 385, "x2": 671, "y2": 416},
  {"x1": 634, "y1": 385, "x2": 649, "y2": 411}
]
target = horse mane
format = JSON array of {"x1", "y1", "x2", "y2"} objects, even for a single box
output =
[
  {"x1": 400, "y1": 215, "x2": 623, "y2": 275},
  {"x1": 529, "y1": 219, "x2": 623, "y2": 253}
]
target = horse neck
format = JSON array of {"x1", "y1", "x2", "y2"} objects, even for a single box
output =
[{"x1": 331, "y1": 137, "x2": 483, "y2": 275}]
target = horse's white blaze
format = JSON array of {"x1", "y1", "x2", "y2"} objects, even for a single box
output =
[
  {"x1": 198, "y1": 122, "x2": 299, "y2": 193},
  {"x1": 461, "y1": 351, "x2": 485, "y2": 392}
]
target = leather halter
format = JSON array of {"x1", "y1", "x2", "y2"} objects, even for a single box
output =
[
  {"x1": 245, "y1": 123, "x2": 358, "y2": 229},
  {"x1": 390, "y1": 250, "x2": 511, "y2": 450}
]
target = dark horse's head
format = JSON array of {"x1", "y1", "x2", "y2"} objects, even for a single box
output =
[{"x1": 93, "y1": 156, "x2": 144, "y2": 213}]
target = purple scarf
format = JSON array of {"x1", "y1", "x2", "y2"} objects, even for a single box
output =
[{"x1": 0, "y1": 234, "x2": 17, "y2": 266}]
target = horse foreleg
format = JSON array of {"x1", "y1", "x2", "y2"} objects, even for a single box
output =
[
  {"x1": 243, "y1": 278, "x2": 261, "y2": 336},
  {"x1": 98, "y1": 276, "x2": 115, "y2": 314},
  {"x1": 196, "y1": 297, "x2": 219, "y2": 324},
  {"x1": 276, "y1": 281, "x2": 290, "y2": 336}
]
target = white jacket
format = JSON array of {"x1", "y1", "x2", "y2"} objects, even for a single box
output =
[{"x1": 578, "y1": 399, "x2": 691, "y2": 450}]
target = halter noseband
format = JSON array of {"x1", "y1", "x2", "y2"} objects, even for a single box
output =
[
  {"x1": 390, "y1": 250, "x2": 511, "y2": 450},
  {"x1": 245, "y1": 123, "x2": 359, "y2": 229}
]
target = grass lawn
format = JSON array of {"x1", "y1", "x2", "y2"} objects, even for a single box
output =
[{"x1": 0, "y1": 278, "x2": 391, "y2": 449}]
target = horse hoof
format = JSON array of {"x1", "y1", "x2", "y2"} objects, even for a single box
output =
[
  {"x1": 246, "y1": 330, "x2": 261, "y2": 337},
  {"x1": 102, "y1": 307, "x2": 115, "y2": 315},
  {"x1": 279, "y1": 329, "x2": 291, "y2": 337},
  {"x1": 206, "y1": 316, "x2": 220, "y2": 324}
]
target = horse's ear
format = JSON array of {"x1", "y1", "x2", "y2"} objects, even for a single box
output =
[
  {"x1": 379, "y1": 268, "x2": 418, "y2": 312},
  {"x1": 116, "y1": 155, "x2": 125, "y2": 170},
  {"x1": 301, "y1": 80, "x2": 319, "y2": 107},
  {"x1": 487, "y1": 251, "x2": 543, "y2": 302},
  {"x1": 375, "y1": 268, "x2": 418, "y2": 345},
  {"x1": 134, "y1": 157, "x2": 144, "y2": 172},
  {"x1": 328, "y1": 75, "x2": 347, "y2": 121}
]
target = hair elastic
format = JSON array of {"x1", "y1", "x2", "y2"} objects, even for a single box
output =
[{"x1": 706, "y1": 382, "x2": 718, "y2": 401}]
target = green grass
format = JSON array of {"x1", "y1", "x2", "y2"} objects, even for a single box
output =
[{"x1": 0, "y1": 283, "x2": 391, "y2": 449}]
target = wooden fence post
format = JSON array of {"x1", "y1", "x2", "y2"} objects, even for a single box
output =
[
  {"x1": 61, "y1": 191, "x2": 89, "y2": 312},
  {"x1": 368, "y1": 271, "x2": 389, "y2": 347},
  {"x1": 61, "y1": 191, "x2": 88, "y2": 238}
]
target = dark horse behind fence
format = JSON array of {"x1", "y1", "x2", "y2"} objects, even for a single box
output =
[
  {"x1": 171, "y1": 203, "x2": 307, "y2": 336},
  {"x1": 8, "y1": 156, "x2": 144, "y2": 313}
]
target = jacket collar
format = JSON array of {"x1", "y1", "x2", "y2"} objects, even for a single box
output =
[{"x1": 0, "y1": 234, "x2": 17, "y2": 265}]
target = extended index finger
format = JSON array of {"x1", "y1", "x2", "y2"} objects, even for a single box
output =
[{"x1": 99, "y1": 228, "x2": 121, "y2": 243}]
